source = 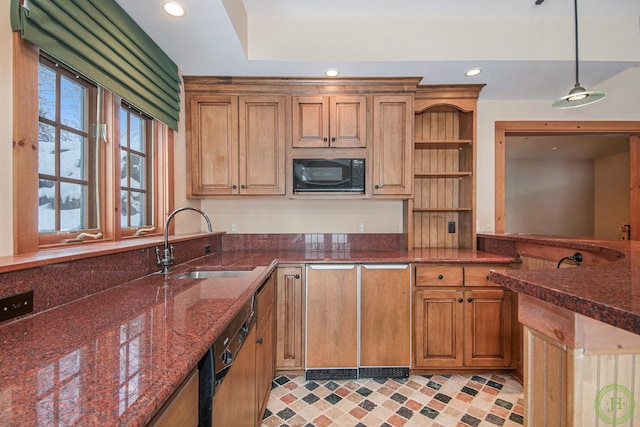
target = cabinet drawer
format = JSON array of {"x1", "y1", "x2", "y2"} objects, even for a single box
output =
[
  {"x1": 257, "y1": 275, "x2": 275, "y2": 321},
  {"x1": 464, "y1": 265, "x2": 512, "y2": 287},
  {"x1": 464, "y1": 266, "x2": 497, "y2": 287},
  {"x1": 415, "y1": 265, "x2": 463, "y2": 287}
]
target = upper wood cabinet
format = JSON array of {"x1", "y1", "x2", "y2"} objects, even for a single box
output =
[
  {"x1": 292, "y1": 95, "x2": 367, "y2": 148},
  {"x1": 185, "y1": 93, "x2": 285, "y2": 196},
  {"x1": 371, "y1": 95, "x2": 414, "y2": 197}
]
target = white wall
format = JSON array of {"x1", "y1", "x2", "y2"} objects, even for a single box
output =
[
  {"x1": 476, "y1": 66, "x2": 640, "y2": 234},
  {"x1": 594, "y1": 152, "x2": 630, "y2": 239},
  {"x1": 0, "y1": 0, "x2": 14, "y2": 256},
  {"x1": 506, "y1": 159, "x2": 594, "y2": 237}
]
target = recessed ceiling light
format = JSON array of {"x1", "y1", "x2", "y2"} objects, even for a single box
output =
[
  {"x1": 162, "y1": 1, "x2": 186, "y2": 17},
  {"x1": 325, "y1": 69, "x2": 340, "y2": 77},
  {"x1": 465, "y1": 68, "x2": 482, "y2": 77}
]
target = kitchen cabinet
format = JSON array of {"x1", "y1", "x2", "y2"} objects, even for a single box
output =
[
  {"x1": 413, "y1": 264, "x2": 513, "y2": 369},
  {"x1": 185, "y1": 93, "x2": 285, "y2": 196},
  {"x1": 305, "y1": 264, "x2": 358, "y2": 375},
  {"x1": 275, "y1": 265, "x2": 305, "y2": 373},
  {"x1": 360, "y1": 264, "x2": 411, "y2": 370},
  {"x1": 149, "y1": 370, "x2": 198, "y2": 427},
  {"x1": 410, "y1": 85, "x2": 483, "y2": 249},
  {"x1": 212, "y1": 326, "x2": 256, "y2": 427},
  {"x1": 305, "y1": 264, "x2": 411, "y2": 379},
  {"x1": 371, "y1": 95, "x2": 413, "y2": 197},
  {"x1": 255, "y1": 275, "x2": 275, "y2": 422},
  {"x1": 292, "y1": 95, "x2": 367, "y2": 148}
]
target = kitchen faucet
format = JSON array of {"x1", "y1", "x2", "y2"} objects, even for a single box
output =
[{"x1": 156, "y1": 207, "x2": 212, "y2": 274}]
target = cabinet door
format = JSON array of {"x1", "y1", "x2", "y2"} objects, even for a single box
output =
[
  {"x1": 151, "y1": 370, "x2": 199, "y2": 427},
  {"x1": 212, "y1": 326, "x2": 256, "y2": 427},
  {"x1": 360, "y1": 265, "x2": 411, "y2": 367},
  {"x1": 276, "y1": 266, "x2": 305, "y2": 371},
  {"x1": 464, "y1": 289, "x2": 512, "y2": 367},
  {"x1": 256, "y1": 276, "x2": 276, "y2": 420},
  {"x1": 414, "y1": 289, "x2": 464, "y2": 367},
  {"x1": 292, "y1": 95, "x2": 329, "y2": 148},
  {"x1": 306, "y1": 265, "x2": 358, "y2": 369},
  {"x1": 372, "y1": 95, "x2": 413, "y2": 196},
  {"x1": 330, "y1": 95, "x2": 367, "y2": 148},
  {"x1": 187, "y1": 94, "x2": 239, "y2": 196},
  {"x1": 239, "y1": 96, "x2": 286, "y2": 195}
]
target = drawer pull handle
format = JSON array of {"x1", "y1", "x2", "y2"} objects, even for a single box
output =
[
  {"x1": 438, "y1": 274, "x2": 443, "y2": 280},
  {"x1": 457, "y1": 298, "x2": 463, "y2": 303},
  {"x1": 467, "y1": 298, "x2": 473, "y2": 303}
]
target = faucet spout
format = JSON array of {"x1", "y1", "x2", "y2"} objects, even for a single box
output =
[{"x1": 156, "y1": 207, "x2": 213, "y2": 274}]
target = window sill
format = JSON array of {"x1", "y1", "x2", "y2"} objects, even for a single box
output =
[{"x1": 0, "y1": 232, "x2": 225, "y2": 274}]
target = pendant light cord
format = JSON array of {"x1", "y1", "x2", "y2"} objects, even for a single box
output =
[{"x1": 573, "y1": 0, "x2": 580, "y2": 86}]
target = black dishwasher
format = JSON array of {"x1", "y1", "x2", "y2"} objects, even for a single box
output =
[{"x1": 198, "y1": 298, "x2": 255, "y2": 426}]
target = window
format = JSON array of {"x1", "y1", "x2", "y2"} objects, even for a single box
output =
[
  {"x1": 119, "y1": 104, "x2": 154, "y2": 234},
  {"x1": 37, "y1": 56, "x2": 99, "y2": 239},
  {"x1": 14, "y1": 46, "x2": 171, "y2": 252}
]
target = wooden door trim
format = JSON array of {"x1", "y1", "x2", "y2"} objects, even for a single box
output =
[{"x1": 495, "y1": 121, "x2": 640, "y2": 235}]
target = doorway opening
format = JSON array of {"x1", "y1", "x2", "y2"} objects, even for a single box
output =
[{"x1": 494, "y1": 121, "x2": 640, "y2": 240}]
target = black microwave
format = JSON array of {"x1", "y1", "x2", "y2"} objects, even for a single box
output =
[{"x1": 293, "y1": 158, "x2": 365, "y2": 193}]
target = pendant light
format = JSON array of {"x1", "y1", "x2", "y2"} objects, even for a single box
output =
[{"x1": 552, "y1": 0, "x2": 606, "y2": 109}]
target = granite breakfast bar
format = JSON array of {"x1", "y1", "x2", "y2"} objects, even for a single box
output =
[{"x1": 483, "y1": 234, "x2": 640, "y2": 427}]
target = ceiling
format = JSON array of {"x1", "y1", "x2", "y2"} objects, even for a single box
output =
[{"x1": 115, "y1": 0, "x2": 640, "y2": 101}]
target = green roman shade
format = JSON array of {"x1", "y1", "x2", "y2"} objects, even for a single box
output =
[{"x1": 11, "y1": 0, "x2": 181, "y2": 130}]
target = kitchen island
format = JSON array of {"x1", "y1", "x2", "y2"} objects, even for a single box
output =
[{"x1": 483, "y1": 234, "x2": 640, "y2": 427}]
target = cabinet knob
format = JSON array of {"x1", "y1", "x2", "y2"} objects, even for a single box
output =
[
  {"x1": 295, "y1": 274, "x2": 300, "y2": 279},
  {"x1": 323, "y1": 137, "x2": 328, "y2": 142},
  {"x1": 374, "y1": 185, "x2": 380, "y2": 189},
  {"x1": 256, "y1": 337, "x2": 263, "y2": 344},
  {"x1": 457, "y1": 298, "x2": 463, "y2": 303},
  {"x1": 486, "y1": 275, "x2": 490, "y2": 280},
  {"x1": 438, "y1": 274, "x2": 443, "y2": 280},
  {"x1": 467, "y1": 297, "x2": 473, "y2": 302},
  {"x1": 331, "y1": 137, "x2": 336, "y2": 142},
  {"x1": 241, "y1": 184, "x2": 246, "y2": 189},
  {"x1": 232, "y1": 185, "x2": 237, "y2": 189}
]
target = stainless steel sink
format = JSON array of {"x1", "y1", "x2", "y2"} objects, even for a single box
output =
[{"x1": 172, "y1": 270, "x2": 251, "y2": 279}]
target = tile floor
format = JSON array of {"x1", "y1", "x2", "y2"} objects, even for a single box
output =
[{"x1": 261, "y1": 373, "x2": 524, "y2": 427}]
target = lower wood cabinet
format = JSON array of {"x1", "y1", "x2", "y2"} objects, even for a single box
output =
[
  {"x1": 255, "y1": 274, "x2": 275, "y2": 421},
  {"x1": 413, "y1": 264, "x2": 514, "y2": 370},
  {"x1": 305, "y1": 264, "x2": 358, "y2": 370},
  {"x1": 360, "y1": 264, "x2": 411, "y2": 368},
  {"x1": 149, "y1": 369, "x2": 199, "y2": 427},
  {"x1": 276, "y1": 265, "x2": 305, "y2": 372}
]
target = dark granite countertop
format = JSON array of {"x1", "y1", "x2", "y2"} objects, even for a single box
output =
[
  {"x1": 482, "y1": 234, "x2": 640, "y2": 336},
  {"x1": 0, "y1": 247, "x2": 512, "y2": 426}
]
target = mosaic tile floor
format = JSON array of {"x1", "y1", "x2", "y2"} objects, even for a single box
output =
[{"x1": 261, "y1": 374, "x2": 524, "y2": 427}]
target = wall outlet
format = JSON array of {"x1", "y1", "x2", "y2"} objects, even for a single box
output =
[
  {"x1": 231, "y1": 223, "x2": 237, "y2": 233},
  {"x1": 359, "y1": 223, "x2": 365, "y2": 233},
  {"x1": 0, "y1": 290, "x2": 34, "y2": 323},
  {"x1": 448, "y1": 221, "x2": 456, "y2": 234}
]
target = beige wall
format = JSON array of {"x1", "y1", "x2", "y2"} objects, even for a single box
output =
[
  {"x1": 505, "y1": 159, "x2": 595, "y2": 237},
  {"x1": 594, "y1": 152, "x2": 630, "y2": 239},
  {"x1": 1, "y1": 0, "x2": 14, "y2": 256}
]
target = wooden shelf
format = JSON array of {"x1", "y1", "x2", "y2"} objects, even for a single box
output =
[
  {"x1": 413, "y1": 208, "x2": 472, "y2": 213},
  {"x1": 414, "y1": 172, "x2": 472, "y2": 179},
  {"x1": 415, "y1": 140, "x2": 473, "y2": 149}
]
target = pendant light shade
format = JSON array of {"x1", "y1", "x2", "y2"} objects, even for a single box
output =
[{"x1": 552, "y1": 0, "x2": 606, "y2": 109}]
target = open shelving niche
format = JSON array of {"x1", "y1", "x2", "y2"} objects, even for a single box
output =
[{"x1": 407, "y1": 85, "x2": 484, "y2": 250}]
